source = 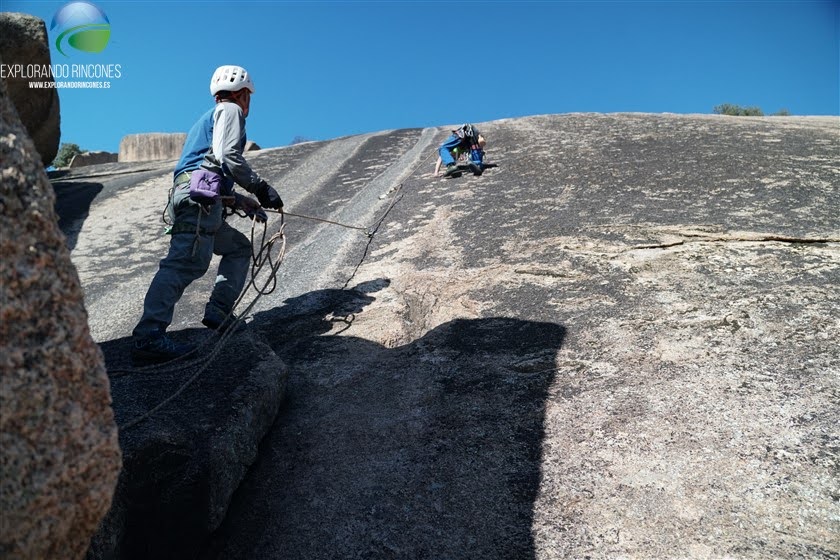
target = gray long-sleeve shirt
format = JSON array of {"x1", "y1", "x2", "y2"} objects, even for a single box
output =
[{"x1": 205, "y1": 102, "x2": 261, "y2": 192}]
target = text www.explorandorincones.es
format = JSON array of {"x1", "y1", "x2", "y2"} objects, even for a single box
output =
[{"x1": 29, "y1": 81, "x2": 111, "y2": 89}]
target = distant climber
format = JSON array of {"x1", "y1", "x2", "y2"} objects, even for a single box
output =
[
  {"x1": 434, "y1": 124, "x2": 486, "y2": 177},
  {"x1": 130, "y1": 65, "x2": 284, "y2": 364}
]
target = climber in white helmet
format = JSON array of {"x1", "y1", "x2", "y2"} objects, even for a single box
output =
[{"x1": 131, "y1": 65, "x2": 283, "y2": 364}]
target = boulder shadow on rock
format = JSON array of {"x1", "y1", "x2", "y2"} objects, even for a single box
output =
[
  {"x1": 207, "y1": 296, "x2": 567, "y2": 559},
  {"x1": 87, "y1": 329, "x2": 287, "y2": 560}
]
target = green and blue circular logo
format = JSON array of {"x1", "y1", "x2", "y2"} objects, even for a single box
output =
[{"x1": 50, "y1": 1, "x2": 111, "y2": 57}]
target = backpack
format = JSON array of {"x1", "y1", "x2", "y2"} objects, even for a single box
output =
[
  {"x1": 455, "y1": 124, "x2": 484, "y2": 165},
  {"x1": 455, "y1": 123, "x2": 478, "y2": 141}
]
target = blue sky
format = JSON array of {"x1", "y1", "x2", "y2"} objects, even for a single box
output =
[{"x1": 3, "y1": 0, "x2": 838, "y2": 152}]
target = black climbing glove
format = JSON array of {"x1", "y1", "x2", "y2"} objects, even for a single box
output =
[
  {"x1": 235, "y1": 193, "x2": 267, "y2": 223},
  {"x1": 255, "y1": 180, "x2": 283, "y2": 210}
]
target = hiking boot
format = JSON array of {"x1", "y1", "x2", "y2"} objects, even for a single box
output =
[
  {"x1": 444, "y1": 164, "x2": 461, "y2": 178},
  {"x1": 468, "y1": 162, "x2": 483, "y2": 176},
  {"x1": 202, "y1": 306, "x2": 247, "y2": 334},
  {"x1": 131, "y1": 333, "x2": 196, "y2": 365}
]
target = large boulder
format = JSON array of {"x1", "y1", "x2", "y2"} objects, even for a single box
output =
[
  {"x1": 0, "y1": 13, "x2": 61, "y2": 166},
  {"x1": 0, "y1": 64, "x2": 120, "y2": 558},
  {"x1": 118, "y1": 133, "x2": 187, "y2": 163}
]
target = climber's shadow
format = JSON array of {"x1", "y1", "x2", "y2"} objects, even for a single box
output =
[{"x1": 208, "y1": 279, "x2": 566, "y2": 559}]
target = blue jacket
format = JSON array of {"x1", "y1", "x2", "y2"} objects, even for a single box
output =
[
  {"x1": 174, "y1": 107, "x2": 216, "y2": 177},
  {"x1": 173, "y1": 103, "x2": 261, "y2": 194}
]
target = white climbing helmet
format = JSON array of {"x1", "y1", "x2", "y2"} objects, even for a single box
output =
[{"x1": 209, "y1": 65, "x2": 255, "y2": 96}]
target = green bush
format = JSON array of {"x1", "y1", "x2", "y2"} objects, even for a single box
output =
[
  {"x1": 53, "y1": 142, "x2": 83, "y2": 167},
  {"x1": 713, "y1": 104, "x2": 764, "y2": 116}
]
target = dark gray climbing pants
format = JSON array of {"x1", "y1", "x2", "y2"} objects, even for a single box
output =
[{"x1": 132, "y1": 184, "x2": 251, "y2": 340}]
